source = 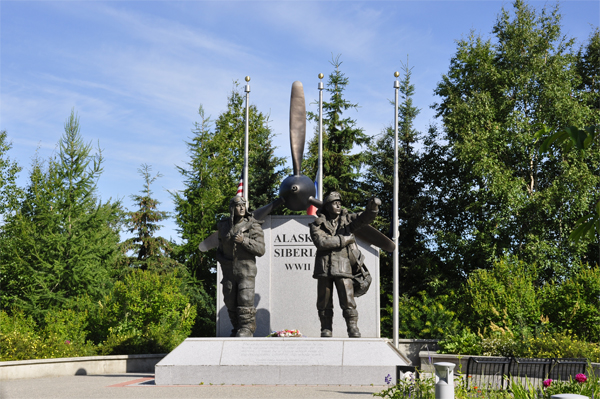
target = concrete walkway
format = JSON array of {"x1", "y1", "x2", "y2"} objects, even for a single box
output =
[{"x1": 0, "y1": 373, "x2": 389, "y2": 399}]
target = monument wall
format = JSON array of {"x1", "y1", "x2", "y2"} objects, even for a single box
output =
[{"x1": 216, "y1": 215, "x2": 380, "y2": 338}]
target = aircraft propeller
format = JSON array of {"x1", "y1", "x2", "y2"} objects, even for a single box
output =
[{"x1": 198, "y1": 81, "x2": 395, "y2": 253}]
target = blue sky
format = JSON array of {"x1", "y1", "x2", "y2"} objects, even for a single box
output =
[{"x1": 1, "y1": 0, "x2": 598, "y2": 242}]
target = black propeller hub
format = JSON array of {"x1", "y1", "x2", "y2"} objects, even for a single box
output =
[{"x1": 279, "y1": 174, "x2": 316, "y2": 211}]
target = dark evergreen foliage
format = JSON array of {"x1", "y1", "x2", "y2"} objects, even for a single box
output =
[
  {"x1": 120, "y1": 164, "x2": 181, "y2": 271},
  {"x1": 0, "y1": 111, "x2": 122, "y2": 320}
]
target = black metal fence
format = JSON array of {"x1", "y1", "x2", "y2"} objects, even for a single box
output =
[{"x1": 465, "y1": 357, "x2": 588, "y2": 390}]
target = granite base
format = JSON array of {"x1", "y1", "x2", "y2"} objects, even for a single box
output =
[{"x1": 155, "y1": 338, "x2": 410, "y2": 386}]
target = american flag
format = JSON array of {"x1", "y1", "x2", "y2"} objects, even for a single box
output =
[
  {"x1": 307, "y1": 169, "x2": 319, "y2": 216},
  {"x1": 236, "y1": 171, "x2": 244, "y2": 197}
]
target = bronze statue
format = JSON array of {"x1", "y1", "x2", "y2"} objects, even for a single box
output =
[
  {"x1": 309, "y1": 191, "x2": 381, "y2": 338},
  {"x1": 216, "y1": 196, "x2": 265, "y2": 337}
]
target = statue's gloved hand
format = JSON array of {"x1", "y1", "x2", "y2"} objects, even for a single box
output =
[
  {"x1": 340, "y1": 233, "x2": 355, "y2": 247},
  {"x1": 366, "y1": 197, "x2": 381, "y2": 213},
  {"x1": 233, "y1": 233, "x2": 244, "y2": 243}
]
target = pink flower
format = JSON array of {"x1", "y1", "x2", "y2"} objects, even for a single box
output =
[
  {"x1": 575, "y1": 374, "x2": 587, "y2": 383},
  {"x1": 65, "y1": 340, "x2": 71, "y2": 344},
  {"x1": 543, "y1": 379, "x2": 552, "y2": 388}
]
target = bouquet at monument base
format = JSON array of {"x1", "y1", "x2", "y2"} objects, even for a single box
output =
[{"x1": 268, "y1": 329, "x2": 303, "y2": 337}]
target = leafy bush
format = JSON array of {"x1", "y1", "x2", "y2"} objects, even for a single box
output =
[
  {"x1": 0, "y1": 308, "x2": 96, "y2": 361},
  {"x1": 438, "y1": 329, "x2": 483, "y2": 355},
  {"x1": 521, "y1": 332, "x2": 600, "y2": 361},
  {"x1": 541, "y1": 266, "x2": 600, "y2": 342},
  {"x1": 464, "y1": 256, "x2": 543, "y2": 334},
  {"x1": 383, "y1": 291, "x2": 460, "y2": 339},
  {"x1": 0, "y1": 310, "x2": 39, "y2": 361},
  {"x1": 85, "y1": 269, "x2": 196, "y2": 354},
  {"x1": 438, "y1": 328, "x2": 600, "y2": 362}
]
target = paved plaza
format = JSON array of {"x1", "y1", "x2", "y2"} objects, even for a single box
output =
[{"x1": 0, "y1": 373, "x2": 388, "y2": 399}]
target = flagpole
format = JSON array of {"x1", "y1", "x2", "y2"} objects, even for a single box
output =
[
  {"x1": 318, "y1": 73, "x2": 324, "y2": 200},
  {"x1": 244, "y1": 76, "x2": 250, "y2": 204},
  {"x1": 393, "y1": 71, "x2": 400, "y2": 349}
]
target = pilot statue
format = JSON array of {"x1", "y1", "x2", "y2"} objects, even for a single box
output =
[
  {"x1": 216, "y1": 195, "x2": 265, "y2": 337},
  {"x1": 309, "y1": 191, "x2": 380, "y2": 338}
]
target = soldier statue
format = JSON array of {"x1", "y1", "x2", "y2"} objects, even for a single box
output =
[
  {"x1": 216, "y1": 195, "x2": 265, "y2": 337},
  {"x1": 309, "y1": 191, "x2": 380, "y2": 338}
]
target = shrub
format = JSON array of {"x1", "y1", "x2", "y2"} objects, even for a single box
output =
[
  {"x1": 0, "y1": 308, "x2": 96, "y2": 361},
  {"x1": 438, "y1": 329, "x2": 483, "y2": 355},
  {"x1": 541, "y1": 265, "x2": 600, "y2": 342},
  {"x1": 437, "y1": 327, "x2": 600, "y2": 362},
  {"x1": 0, "y1": 310, "x2": 40, "y2": 361},
  {"x1": 383, "y1": 291, "x2": 460, "y2": 339},
  {"x1": 522, "y1": 332, "x2": 600, "y2": 361},
  {"x1": 464, "y1": 256, "x2": 542, "y2": 334},
  {"x1": 85, "y1": 269, "x2": 196, "y2": 354}
]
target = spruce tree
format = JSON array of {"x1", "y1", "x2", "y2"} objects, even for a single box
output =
[
  {"x1": 305, "y1": 55, "x2": 370, "y2": 209},
  {"x1": 0, "y1": 111, "x2": 122, "y2": 317},
  {"x1": 120, "y1": 164, "x2": 180, "y2": 271}
]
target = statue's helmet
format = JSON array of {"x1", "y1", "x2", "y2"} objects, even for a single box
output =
[
  {"x1": 230, "y1": 195, "x2": 245, "y2": 207},
  {"x1": 324, "y1": 191, "x2": 342, "y2": 204}
]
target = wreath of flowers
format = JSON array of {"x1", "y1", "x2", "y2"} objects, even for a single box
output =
[{"x1": 267, "y1": 329, "x2": 303, "y2": 337}]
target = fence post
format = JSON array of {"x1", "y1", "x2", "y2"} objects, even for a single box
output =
[{"x1": 434, "y1": 362, "x2": 456, "y2": 399}]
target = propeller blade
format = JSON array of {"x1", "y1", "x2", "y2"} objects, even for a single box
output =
[
  {"x1": 355, "y1": 225, "x2": 396, "y2": 252},
  {"x1": 198, "y1": 231, "x2": 219, "y2": 252},
  {"x1": 252, "y1": 197, "x2": 285, "y2": 221},
  {"x1": 307, "y1": 195, "x2": 395, "y2": 251},
  {"x1": 289, "y1": 81, "x2": 306, "y2": 176},
  {"x1": 308, "y1": 196, "x2": 323, "y2": 209}
]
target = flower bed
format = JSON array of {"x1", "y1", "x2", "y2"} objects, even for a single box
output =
[{"x1": 375, "y1": 362, "x2": 599, "y2": 399}]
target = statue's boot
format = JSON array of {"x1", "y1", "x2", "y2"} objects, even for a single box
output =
[
  {"x1": 343, "y1": 308, "x2": 361, "y2": 338},
  {"x1": 235, "y1": 306, "x2": 256, "y2": 337},
  {"x1": 228, "y1": 309, "x2": 239, "y2": 337},
  {"x1": 318, "y1": 309, "x2": 333, "y2": 337}
]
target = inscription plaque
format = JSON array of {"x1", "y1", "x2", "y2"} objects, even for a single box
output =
[{"x1": 221, "y1": 340, "x2": 340, "y2": 365}]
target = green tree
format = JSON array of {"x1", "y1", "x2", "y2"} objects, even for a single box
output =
[
  {"x1": 304, "y1": 54, "x2": 370, "y2": 208},
  {"x1": 576, "y1": 29, "x2": 600, "y2": 110},
  {"x1": 0, "y1": 130, "x2": 22, "y2": 217},
  {"x1": 536, "y1": 30, "x2": 600, "y2": 262},
  {"x1": 120, "y1": 164, "x2": 180, "y2": 271},
  {"x1": 0, "y1": 111, "x2": 122, "y2": 318},
  {"x1": 172, "y1": 86, "x2": 287, "y2": 335},
  {"x1": 429, "y1": 0, "x2": 600, "y2": 282}
]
